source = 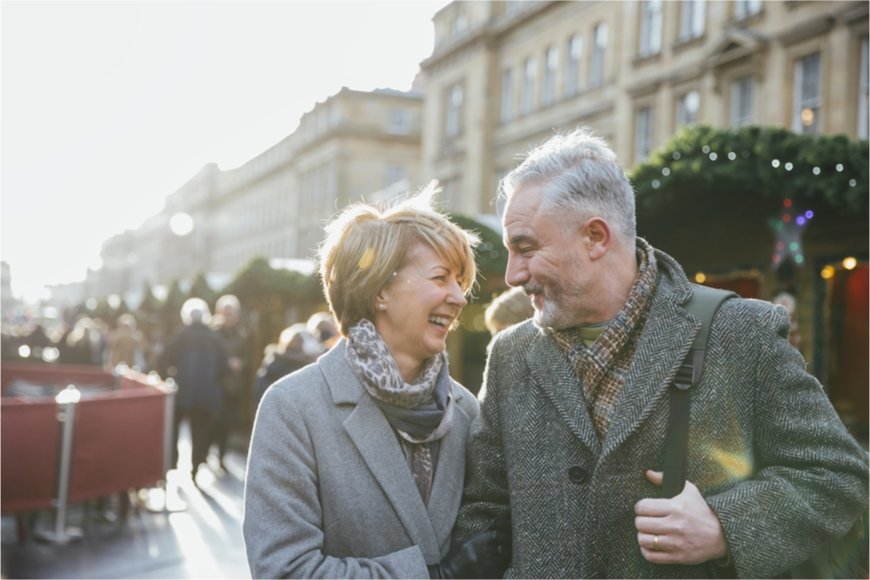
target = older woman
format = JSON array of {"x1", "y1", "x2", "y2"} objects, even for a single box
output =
[{"x1": 243, "y1": 186, "x2": 509, "y2": 579}]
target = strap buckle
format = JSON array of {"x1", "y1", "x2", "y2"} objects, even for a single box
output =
[{"x1": 673, "y1": 363, "x2": 695, "y2": 391}]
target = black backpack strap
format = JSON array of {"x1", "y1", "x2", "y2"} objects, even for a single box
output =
[{"x1": 661, "y1": 284, "x2": 735, "y2": 498}]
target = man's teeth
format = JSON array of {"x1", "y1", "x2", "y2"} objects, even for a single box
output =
[{"x1": 429, "y1": 316, "x2": 449, "y2": 327}]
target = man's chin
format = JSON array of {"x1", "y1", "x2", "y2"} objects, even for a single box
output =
[{"x1": 532, "y1": 309, "x2": 558, "y2": 330}]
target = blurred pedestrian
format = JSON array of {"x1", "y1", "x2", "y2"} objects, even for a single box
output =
[
  {"x1": 483, "y1": 286, "x2": 534, "y2": 336},
  {"x1": 252, "y1": 323, "x2": 319, "y2": 409},
  {"x1": 210, "y1": 294, "x2": 251, "y2": 470},
  {"x1": 107, "y1": 313, "x2": 146, "y2": 370},
  {"x1": 160, "y1": 298, "x2": 227, "y2": 481},
  {"x1": 60, "y1": 316, "x2": 105, "y2": 366},
  {"x1": 306, "y1": 310, "x2": 340, "y2": 350},
  {"x1": 243, "y1": 185, "x2": 510, "y2": 578}
]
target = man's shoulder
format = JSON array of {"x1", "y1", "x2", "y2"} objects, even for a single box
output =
[{"x1": 487, "y1": 319, "x2": 550, "y2": 367}]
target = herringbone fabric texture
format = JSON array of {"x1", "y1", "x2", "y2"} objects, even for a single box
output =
[
  {"x1": 457, "y1": 248, "x2": 869, "y2": 579},
  {"x1": 550, "y1": 239, "x2": 659, "y2": 439}
]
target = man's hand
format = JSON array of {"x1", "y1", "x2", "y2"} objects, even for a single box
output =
[{"x1": 634, "y1": 469, "x2": 728, "y2": 565}]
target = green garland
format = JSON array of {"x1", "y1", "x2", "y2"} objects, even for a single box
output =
[{"x1": 631, "y1": 125, "x2": 869, "y2": 220}]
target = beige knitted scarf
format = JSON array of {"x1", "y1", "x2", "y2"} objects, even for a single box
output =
[{"x1": 550, "y1": 239, "x2": 658, "y2": 440}]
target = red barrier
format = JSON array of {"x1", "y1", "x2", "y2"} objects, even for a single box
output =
[
  {"x1": 1, "y1": 363, "x2": 172, "y2": 538},
  {"x1": 67, "y1": 387, "x2": 167, "y2": 503},
  {"x1": 0, "y1": 397, "x2": 61, "y2": 513}
]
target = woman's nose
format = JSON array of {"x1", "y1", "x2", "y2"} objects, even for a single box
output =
[{"x1": 446, "y1": 280, "x2": 468, "y2": 307}]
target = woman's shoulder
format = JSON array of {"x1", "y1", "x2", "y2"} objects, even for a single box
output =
[{"x1": 450, "y1": 379, "x2": 480, "y2": 416}]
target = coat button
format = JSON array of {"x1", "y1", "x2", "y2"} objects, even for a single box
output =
[{"x1": 568, "y1": 466, "x2": 588, "y2": 484}]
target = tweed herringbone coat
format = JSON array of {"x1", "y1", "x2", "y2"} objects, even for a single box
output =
[
  {"x1": 243, "y1": 341, "x2": 479, "y2": 579},
  {"x1": 456, "y1": 250, "x2": 868, "y2": 579}
]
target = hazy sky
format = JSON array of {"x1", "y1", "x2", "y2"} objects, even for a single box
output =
[{"x1": 1, "y1": 0, "x2": 449, "y2": 302}]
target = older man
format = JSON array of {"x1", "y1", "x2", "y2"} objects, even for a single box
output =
[{"x1": 455, "y1": 128, "x2": 868, "y2": 578}]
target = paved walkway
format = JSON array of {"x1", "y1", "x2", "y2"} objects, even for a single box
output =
[{"x1": 1, "y1": 428, "x2": 251, "y2": 579}]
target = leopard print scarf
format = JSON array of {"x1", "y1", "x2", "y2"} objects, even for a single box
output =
[{"x1": 345, "y1": 319, "x2": 454, "y2": 504}]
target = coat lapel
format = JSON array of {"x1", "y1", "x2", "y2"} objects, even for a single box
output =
[
  {"x1": 527, "y1": 332, "x2": 601, "y2": 455},
  {"x1": 601, "y1": 283, "x2": 698, "y2": 459},
  {"x1": 426, "y1": 389, "x2": 474, "y2": 548},
  {"x1": 320, "y1": 342, "x2": 440, "y2": 557}
]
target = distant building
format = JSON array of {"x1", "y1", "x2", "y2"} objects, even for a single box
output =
[
  {"x1": 1, "y1": 261, "x2": 18, "y2": 318},
  {"x1": 87, "y1": 87, "x2": 423, "y2": 301}
]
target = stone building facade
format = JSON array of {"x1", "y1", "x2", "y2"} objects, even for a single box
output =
[
  {"x1": 91, "y1": 87, "x2": 423, "y2": 303},
  {"x1": 420, "y1": 0, "x2": 868, "y2": 221}
]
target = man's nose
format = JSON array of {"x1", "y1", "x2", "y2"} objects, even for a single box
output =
[{"x1": 505, "y1": 256, "x2": 528, "y2": 288}]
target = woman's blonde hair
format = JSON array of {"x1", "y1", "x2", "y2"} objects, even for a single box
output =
[{"x1": 317, "y1": 182, "x2": 479, "y2": 336}]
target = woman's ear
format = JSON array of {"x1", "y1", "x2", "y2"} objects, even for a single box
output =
[{"x1": 581, "y1": 217, "x2": 611, "y2": 260}]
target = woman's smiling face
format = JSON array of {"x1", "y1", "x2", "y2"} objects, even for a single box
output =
[{"x1": 373, "y1": 240, "x2": 468, "y2": 381}]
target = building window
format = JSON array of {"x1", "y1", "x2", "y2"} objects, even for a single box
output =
[
  {"x1": 565, "y1": 34, "x2": 583, "y2": 97},
  {"x1": 734, "y1": 0, "x2": 761, "y2": 20},
  {"x1": 730, "y1": 75, "x2": 754, "y2": 127},
  {"x1": 792, "y1": 52, "x2": 821, "y2": 134},
  {"x1": 591, "y1": 22, "x2": 608, "y2": 87},
  {"x1": 384, "y1": 164, "x2": 407, "y2": 188},
  {"x1": 676, "y1": 90, "x2": 700, "y2": 127},
  {"x1": 679, "y1": 0, "x2": 705, "y2": 42},
  {"x1": 387, "y1": 108, "x2": 412, "y2": 135},
  {"x1": 635, "y1": 106, "x2": 654, "y2": 163},
  {"x1": 542, "y1": 45, "x2": 559, "y2": 106},
  {"x1": 500, "y1": 67, "x2": 514, "y2": 122},
  {"x1": 521, "y1": 57, "x2": 537, "y2": 114},
  {"x1": 445, "y1": 82, "x2": 464, "y2": 137},
  {"x1": 451, "y1": 7, "x2": 468, "y2": 38},
  {"x1": 859, "y1": 36, "x2": 868, "y2": 139},
  {"x1": 639, "y1": 0, "x2": 662, "y2": 58}
]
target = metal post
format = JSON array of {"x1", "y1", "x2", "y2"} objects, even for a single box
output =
[
  {"x1": 38, "y1": 385, "x2": 83, "y2": 543},
  {"x1": 144, "y1": 377, "x2": 185, "y2": 512}
]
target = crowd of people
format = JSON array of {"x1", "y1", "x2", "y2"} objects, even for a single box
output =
[{"x1": 1, "y1": 293, "x2": 346, "y2": 481}]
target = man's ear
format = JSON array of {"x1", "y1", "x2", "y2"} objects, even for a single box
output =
[{"x1": 581, "y1": 217, "x2": 611, "y2": 260}]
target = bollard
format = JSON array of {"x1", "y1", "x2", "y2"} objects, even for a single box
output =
[
  {"x1": 143, "y1": 376, "x2": 185, "y2": 512},
  {"x1": 38, "y1": 384, "x2": 83, "y2": 544}
]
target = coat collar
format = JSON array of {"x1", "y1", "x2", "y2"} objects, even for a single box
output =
[
  {"x1": 319, "y1": 340, "x2": 472, "y2": 558},
  {"x1": 524, "y1": 249, "x2": 702, "y2": 459}
]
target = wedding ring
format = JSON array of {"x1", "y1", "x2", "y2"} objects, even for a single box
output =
[{"x1": 653, "y1": 534, "x2": 660, "y2": 551}]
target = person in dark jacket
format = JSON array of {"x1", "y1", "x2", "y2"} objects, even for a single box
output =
[
  {"x1": 252, "y1": 323, "x2": 320, "y2": 409},
  {"x1": 161, "y1": 298, "x2": 228, "y2": 481},
  {"x1": 210, "y1": 294, "x2": 251, "y2": 470}
]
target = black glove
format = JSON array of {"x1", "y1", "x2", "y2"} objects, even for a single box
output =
[{"x1": 427, "y1": 528, "x2": 511, "y2": 579}]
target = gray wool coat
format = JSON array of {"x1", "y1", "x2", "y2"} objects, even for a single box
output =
[
  {"x1": 455, "y1": 249, "x2": 869, "y2": 579},
  {"x1": 243, "y1": 340, "x2": 480, "y2": 579}
]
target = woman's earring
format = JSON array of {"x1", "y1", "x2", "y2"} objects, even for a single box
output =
[{"x1": 377, "y1": 303, "x2": 386, "y2": 311}]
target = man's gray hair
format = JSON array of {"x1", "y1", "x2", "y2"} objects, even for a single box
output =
[{"x1": 498, "y1": 127, "x2": 637, "y2": 240}]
